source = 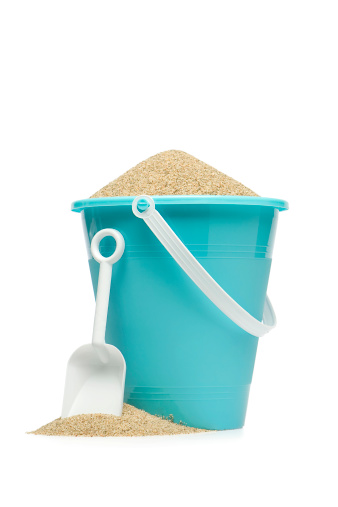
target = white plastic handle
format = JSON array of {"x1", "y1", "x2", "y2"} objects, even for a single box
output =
[
  {"x1": 91, "y1": 228, "x2": 125, "y2": 265},
  {"x1": 132, "y1": 196, "x2": 276, "y2": 337},
  {"x1": 91, "y1": 229, "x2": 125, "y2": 345}
]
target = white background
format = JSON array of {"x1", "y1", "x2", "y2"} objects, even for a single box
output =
[{"x1": 1, "y1": 1, "x2": 337, "y2": 506}]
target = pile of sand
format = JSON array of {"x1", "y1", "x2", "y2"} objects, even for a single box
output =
[
  {"x1": 29, "y1": 404, "x2": 207, "y2": 437},
  {"x1": 91, "y1": 150, "x2": 257, "y2": 198}
]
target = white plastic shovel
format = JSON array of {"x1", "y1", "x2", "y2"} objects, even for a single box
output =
[{"x1": 61, "y1": 229, "x2": 126, "y2": 418}]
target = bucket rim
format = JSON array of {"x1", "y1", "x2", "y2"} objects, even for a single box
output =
[{"x1": 72, "y1": 195, "x2": 289, "y2": 212}]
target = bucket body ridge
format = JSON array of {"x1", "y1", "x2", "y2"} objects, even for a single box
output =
[{"x1": 79, "y1": 198, "x2": 284, "y2": 430}]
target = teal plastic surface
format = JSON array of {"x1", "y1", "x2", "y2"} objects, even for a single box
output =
[{"x1": 74, "y1": 195, "x2": 288, "y2": 430}]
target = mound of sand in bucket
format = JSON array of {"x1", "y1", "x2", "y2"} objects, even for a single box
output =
[
  {"x1": 91, "y1": 150, "x2": 258, "y2": 197},
  {"x1": 29, "y1": 404, "x2": 207, "y2": 437}
]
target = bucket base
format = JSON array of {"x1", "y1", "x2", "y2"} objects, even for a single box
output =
[{"x1": 125, "y1": 385, "x2": 250, "y2": 430}]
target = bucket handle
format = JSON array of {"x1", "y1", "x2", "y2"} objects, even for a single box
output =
[{"x1": 132, "y1": 195, "x2": 276, "y2": 337}]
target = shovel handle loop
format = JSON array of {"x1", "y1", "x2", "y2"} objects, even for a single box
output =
[{"x1": 91, "y1": 229, "x2": 125, "y2": 265}]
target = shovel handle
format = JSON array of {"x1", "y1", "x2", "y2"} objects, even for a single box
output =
[
  {"x1": 91, "y1": 229, "x2": 125, "y2": 265},
  {"x1": 90, "y1": 229, "x2": 125, "y2": 345}
]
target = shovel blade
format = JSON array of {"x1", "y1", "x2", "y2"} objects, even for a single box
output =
[{"x1": 61, "y1": 343, "x2": 126, "y2": 418}]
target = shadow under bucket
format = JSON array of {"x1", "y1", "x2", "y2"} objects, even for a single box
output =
[{"x1": 72, "y1": 195, "x2": 288, "y2": 430}]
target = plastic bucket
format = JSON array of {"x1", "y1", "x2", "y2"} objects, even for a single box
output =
[{"x1": 72, "y1": 195, "x2": 288, "y2": 430}]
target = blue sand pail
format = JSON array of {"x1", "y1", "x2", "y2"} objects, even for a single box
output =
[{"x1": 72, "y1": 196, "x2": 288, "y2": 430}]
